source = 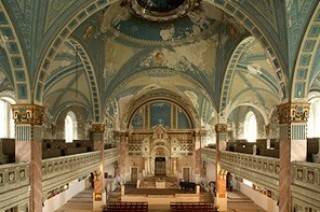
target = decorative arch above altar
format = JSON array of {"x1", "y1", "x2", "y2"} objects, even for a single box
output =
[{"x1": 129, "y1": 100, "x2": 193, "y2": 129}]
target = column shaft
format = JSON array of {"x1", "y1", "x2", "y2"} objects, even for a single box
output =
[
  {"x1": 13, "y1": 104, "x2": 44, "y2": 212},
  {"x1": 91, "y1": 123, "x2": 106, "y2": 211},
  {"x1": 278, "y1": 102, "x2": 309, "y2": 212},
  {"x1": 215, "y1": 124, "x2": 228, "y2": 212}
]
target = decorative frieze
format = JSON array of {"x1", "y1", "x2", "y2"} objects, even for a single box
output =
[
  {"x1": 277, "y1": 102, "x2": 309, "y2": 124},
  {"x1": 12, "y1": 104, "x2": 44, "y2": 126}
]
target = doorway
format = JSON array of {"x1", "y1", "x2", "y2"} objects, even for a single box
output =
[
  {"x1": 131, "y1": 167, "x2": 138, "y2": 184},
  {"x1": 183, "y1": 167, "x2": 190, "y2": 182},
  {"x1": 155, "y1": 157, "x2": 166, "y2": 176}
]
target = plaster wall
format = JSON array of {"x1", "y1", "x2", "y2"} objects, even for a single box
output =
[
  {"x1": 43, "y1": 179, "x2": 88, "y2": 212},
  {"x1": 239, "y1": 182, "x2": 279, "y2": 212}
]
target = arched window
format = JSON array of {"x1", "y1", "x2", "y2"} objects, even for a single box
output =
[
  {"x1": 0, "y1": 98, "x2": 15, "y2": 138},
  {"x1": 244, "y1": 111, "x2": 257, "y2": 143},
  {"x1": 308, "y1": 99, "x2": 320, "y2": 138},
  {"x1": 64, "y1": 111, "x2": 78, "y2": 143}
]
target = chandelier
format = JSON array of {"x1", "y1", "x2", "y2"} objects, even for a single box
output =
[{"x1": 128, "y1": 0, "x2": 201, "y2": 22}]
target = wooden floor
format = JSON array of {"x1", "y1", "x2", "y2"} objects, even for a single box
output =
[{"x1": 55, "y1": 189, "x2": 265, "y2": 212}]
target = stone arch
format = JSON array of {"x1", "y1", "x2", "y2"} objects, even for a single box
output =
[
  {"x1": 0, "y1": 2, "x2": 31, "y2": 102},
  {"x1": 125, "y1": 91, "x2": 199, "y2": 130},
  {"x1": 292, "y1": 3, "x2": 320, "y2": 100},
  {"x1": 226, "y1": 102, "x2": 268, "y2": 125},
  {"x1": 67, "y1": 38, "x2": 101, "y2": 122},
  {"x1": 34, "y1": 0, "x2": 287, "y2": 106},
  {"x1": 219, "y1": 36, "x2": 283, "y2": 120}
]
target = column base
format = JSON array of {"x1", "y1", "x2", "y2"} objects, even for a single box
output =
[
  {"x1": 93, "y1": 191, "x2": 106, "y2": 211},
  {"x1": 215, "y1": 194, "x2": 228, "y2": 212}
]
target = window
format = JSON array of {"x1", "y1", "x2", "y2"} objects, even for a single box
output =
[
  {"x1": 0, "y1": 98, "x2": 15, "y2": 138},
  {"x1": 308, "y1": 99, "x2": 320, "y2": 138},
  {"x1": 64, "y1": 111, "x2": 78, "y2": 143},
  {"x1": 244, "y1": 111, "x2": 257, "y2": 143}
]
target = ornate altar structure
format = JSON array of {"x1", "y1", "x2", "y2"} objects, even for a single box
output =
[{"x1": 117, "y1": 97, "x2": 204, "y2": 185}]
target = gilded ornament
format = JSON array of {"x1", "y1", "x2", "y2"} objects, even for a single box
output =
[{"x1": 12, "y1": 104, "x2": 44, "y2": 125}]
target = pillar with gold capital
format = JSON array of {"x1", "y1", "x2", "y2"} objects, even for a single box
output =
[
  {"x1": 215, "y1": 123, "x2": 228, "y2": 212},
  {"x1": 13, "y1": 104, "x2": 44, "y2": 212},
  {"x1": 91, "y1": 123, "x2": 106, "y2": 211},
  {"x1": 277, "y1": 102, "x2": 309, "y2": 212}
]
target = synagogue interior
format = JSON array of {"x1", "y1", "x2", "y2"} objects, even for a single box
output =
[{"x1": 0, "y1": 0, "x2": 320, "y2": 212}]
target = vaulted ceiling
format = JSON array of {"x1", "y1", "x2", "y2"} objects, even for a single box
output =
[{"x1": 0, "y1": 0, "x2": 319, "y2": 126}]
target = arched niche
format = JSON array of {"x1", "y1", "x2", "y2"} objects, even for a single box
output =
[
  {"x1": 227, "y1": 105, "x2": 266, "y2": 141},
  {"x1": 128, "y1": 99, "x2": 193, "y2": 130}
]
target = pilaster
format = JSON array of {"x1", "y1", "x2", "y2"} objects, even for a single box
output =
[
  {"x1": 277, "y1": 102, "x2": 309, "y2": 212},
  {"x1": 215, "y1": 124, "x2": 228, "y2": 212},
  {"x1": 12, "y1": 104, "x2": 44, "y2": 212},
  {"x1": 91, "y1": 123, "x2": 106, "y2": 211}
]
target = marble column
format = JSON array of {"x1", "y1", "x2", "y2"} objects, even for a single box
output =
[
  {"x1": 215, "y1": 124, "x2": 228, "y2": 212},
  {"x1": 277, "y1": 102, "x2": 309, "y2": 212},
  {"x1": 13, "y1": 104, "x2": 44, "y2": 212},
  {"x1": 119, "y1": 133, "x2": 128, "y2": 181},
  {"x1": 193, "y1": 131, "x2": 202, "y2": 183},
  {"x1": 173, "y1": 158, "x2": 177, "y2": 176},
  {"x1": 91, "y1": 123, "x2": 106, "y2": 211}
]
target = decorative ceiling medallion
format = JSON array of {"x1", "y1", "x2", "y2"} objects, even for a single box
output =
[{"x1": 128, "y1": 0, "x2": 200, "y2": 22}]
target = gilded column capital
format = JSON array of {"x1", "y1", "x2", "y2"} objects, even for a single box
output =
[
  {"x1": 91, "y1": 123, "x2": 105, "y2": 133},
  {"x1": 215, "y1": 124, "x2": 228, "y2": 133},
  {"x1": 12, "y1": 104, "x2": 44, "y2": 126},
  {"x1": 277, "y1": 102, "x2": 309, "y2": 124}
]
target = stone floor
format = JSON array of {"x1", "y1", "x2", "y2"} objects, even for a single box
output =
[
  {"x1": 55, "y1": 190, "x2": 92, "y2": 212},
  {"x1": 55, "y1": 189, "x2": 265, "y2": 212}
]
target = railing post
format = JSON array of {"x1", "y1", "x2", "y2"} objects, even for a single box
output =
[
  {"x1": 215, "y1": 123, "x2": 228, "y2": 212},
  {"x1": 91, "y1": 123, "x2": 106, "y2": 211},
  {"x1": 13, "y1": 104, "x2": 44, "y2": 212},
  {"x1": 277, "y1": 102, "x2": 309, "y2": 212}
]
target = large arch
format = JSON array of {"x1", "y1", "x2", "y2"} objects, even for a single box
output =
[
  {"x1": 126, "y1": 92, "x2": 197, "y2": 130},
  {"x1": 292, "y1": 3, "x2": 320, "y2": 100},
  {"x1": 219, "y1": 36, "x2": 282, "y2": 121},
  {"x1": 34, "y1": 0, "x2": 287, "y2": 106},
  {"x1": 0, "y1": 2, "x2": 31, "y2": 102},
  {"x1": 67, "y1": 38, "x2": 101, "y2": 122}
]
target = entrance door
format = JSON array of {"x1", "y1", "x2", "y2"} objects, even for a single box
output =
[
  {"x1": 155, "y1": 157, "x2": 166, "y2": 176},
  {"x1": 131, "y1": 168, "x2": 138, "y2": 184},
  {"x1": 183, "y1": 168, "x2": 190, "y2": 182}
]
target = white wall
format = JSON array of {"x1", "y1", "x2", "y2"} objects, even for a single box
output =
[
  {"x1": 205, "y1": 161, "x2": 216, "y2": 183},
  {"x1": 239, "y1": 182, "x2": 279, "y2": 212},
  {"x1": 43, "y1": 179, "x2": 87, "y2": 212}
]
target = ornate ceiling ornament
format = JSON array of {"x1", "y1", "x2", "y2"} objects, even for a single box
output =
[{"x1": 127, "y1": 0, "x2": 201, "y2": 22}]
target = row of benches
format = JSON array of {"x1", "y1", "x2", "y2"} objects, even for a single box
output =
[
  {"x1": 171, "y1": 202, "x2": 216, "y2": 212},
  {"x1": 0, "y1": 138, "x2": 115, "y2": 164},
  {"x1": 103, "y1": 202, "x2": 216, "y2": 212},
  {"x1": 104, "y1": 202, "x2": 148, "y2": 212},
  {"x1": 207, "y1": 138, "x2": 320, "y2": 162}
]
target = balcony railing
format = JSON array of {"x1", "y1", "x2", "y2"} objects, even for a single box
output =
[
  {"x1": 0, "y1": 162, "x2": 29, "y2": 210},
  {"x1": 0, "y1": 147, "x2": 119, "y2": 211},
  {"x1": 201, "y1": 148, "x2": 320, "y2": 210}
]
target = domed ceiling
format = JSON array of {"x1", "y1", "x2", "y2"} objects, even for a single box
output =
[{"x1": 68, "y1": 0, "x2": 247, "y2": 129}]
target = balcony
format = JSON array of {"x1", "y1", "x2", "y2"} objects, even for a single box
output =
[
  {"x1": 201, "y1": 148, "x2": 320, "y2": 210},
  {"x1": 0, "y1": 148, "x2": 119, "y2": 211}
]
